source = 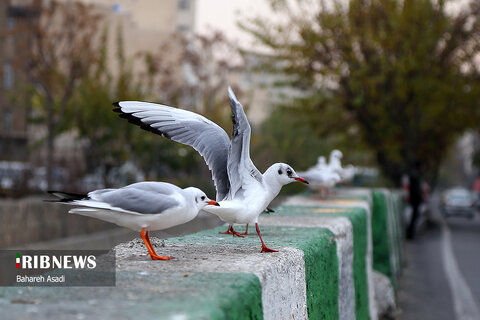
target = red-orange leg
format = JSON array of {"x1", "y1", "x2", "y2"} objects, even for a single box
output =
[
  {"x1": 255, "y1": 223, "x2": 278, "y2": 253},
  {"x1": 219, "y1": 225, "x2": 234, "y2": 235},
  {"x1": 239, "y1": 224, "x2": 249, "y2": 235},
  {"x1": 140, "y1": 228, "x2": 174, "y2": 260},
  {"x1": 220, "y1": 225, "x2": 244, "y2": 238}
]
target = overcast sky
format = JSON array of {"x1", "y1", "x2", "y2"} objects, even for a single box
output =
[
  {"x1": 195, "y1": 0, "x2": 472, "y2": 47},
  {"x1": 195, "y1": 0, "x2": 272, "y2": 46}
]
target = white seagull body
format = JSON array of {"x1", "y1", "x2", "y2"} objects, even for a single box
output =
[
  {"x1": 340, "y1": 164, "x2": 356, "y2": 183},
  {"x1": 203, "y1": 163, "x2": 297, "y2": 224},
  {"x1": 48, "y1": 181, "x2": 219, "y2": 260},
  {"x1": 298, "y1": 165, "x2": 341, "y2": 199},
  {"x1": 301, "y1": 169, "x2": 341, "y2": 190},
  {"x1": 114, "y1": 87, "x2": 308, "y2": 252},
  {"x1": 314, "y1": 156, "x2": 328, "y2": 171},
  {"x1": 328, "y1": 149, "x2": 356, "y2": 183},
  {"x1": 298, "y1": 153, "x2": 343, "y2": 199},
  {"x1": 328, "y1": 149, "x2": 344, "y2": 174}
]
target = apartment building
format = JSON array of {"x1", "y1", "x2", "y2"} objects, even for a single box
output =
[{"x1": 0, "y1": 0, "x2": 34, "y2": 162}]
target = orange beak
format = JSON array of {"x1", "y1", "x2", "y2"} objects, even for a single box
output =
[
  {"x1": 207, "y1": 200, "x2": 220, "y2": 206},
  {"x1": 295, "y1": 177, "x2": 309, "y2": 184}
]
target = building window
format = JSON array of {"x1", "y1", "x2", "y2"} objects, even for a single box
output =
[
  {"x1": 3, "y1": 108, "x2": 13, "y2": 133},
  {"x1": 7, "y1": 17, "x2": 15, "y2": 30},
  {"x1": 112, "y1": 3, "x2": 124, "y2": 13},
  {"x1": 178, "y1": 0, "x2": 190, "y2": 10},
  {"x1": 177, "y1": 24, "x2": 190, "y2": 32},
  {"x1": 3, "y1": 62, "x2": 14, "y2": 89}
]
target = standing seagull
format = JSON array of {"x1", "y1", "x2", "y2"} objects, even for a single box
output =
[
  {"x1": 299, "y1": 166, "x2": 341, "y2": 199},
  {"x1": 328, "y1": 149, "x2": 343, "y2": 174},
  {"x1": 327, "y1": 149, "x2": 356, "y2": 183},
  {"x1": 48, "y1": 182, "x2": 219, "y2": 260},
  {"x1": 113, "y1": 87, "x2": 309, "y2": 252},
  {"x1": 314, "y1": 156, "x2": 328, "y2": 171}
]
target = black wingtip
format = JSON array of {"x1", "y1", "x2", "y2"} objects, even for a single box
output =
[
  {"x1": 114, "y1": 108, "x2": 172, "y2": 139},
  {"x1": 47, "y1": 190, "x2": 87, "y2": 202},
  {"x1": 112, "y1": 102, "x2": 122, "y2": 113}
]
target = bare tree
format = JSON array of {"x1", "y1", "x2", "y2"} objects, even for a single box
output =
[
  {"x1": 142, "y1": 31, "x2": 244, "y2": 125},
  {"x1": 14, "y1": 0, "x2": 103, "y2": 189}
]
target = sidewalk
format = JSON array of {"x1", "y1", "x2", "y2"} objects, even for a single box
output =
[
  {"x1": 396, "y1": 222, "x2": 455, "y2": 320},
  {"x1": 396, "y1": 193, "x2": 480, "y2": 320}
]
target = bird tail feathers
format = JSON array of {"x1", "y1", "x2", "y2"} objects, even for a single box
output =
[{"x1": 45, "y1": 191, "x2": 88, "y2": 203}]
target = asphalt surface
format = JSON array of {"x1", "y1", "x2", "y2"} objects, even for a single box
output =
[{"x1": 397, "y1": 196, "x2": 480, "y2": 320}]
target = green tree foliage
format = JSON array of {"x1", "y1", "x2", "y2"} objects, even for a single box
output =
[
  {"x1": 254, "y1": 103, "x2": 369, "y2": 170},
  {"x1": 242, "y1": 0, "x2": 480, "y2": 185},
  {"x1": 71, "y1": 27, "x2": 134, "y2": 186}
]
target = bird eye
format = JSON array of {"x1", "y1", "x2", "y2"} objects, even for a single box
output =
[
  {"x1": 286, "y1": 169, "x2": 292, "y2": 176},
  {"x1": 201, "y1": 196, "x2": 206, "y2": 200}
]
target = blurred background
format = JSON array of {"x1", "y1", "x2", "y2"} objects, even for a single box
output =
[{"x1": 0, "y1": 0, "x2": 479, "y2": 317}]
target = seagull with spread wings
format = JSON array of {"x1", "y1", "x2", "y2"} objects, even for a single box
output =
[{"x1": 113, "y1": 87, "x2": 308, "y2": 252}]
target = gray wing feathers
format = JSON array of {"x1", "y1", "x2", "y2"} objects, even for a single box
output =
[
  {"x1": 121, "y1": 181, "x2": 178, "y2": 195},
  {"x1": 90, "y1": 185, "x2": 180, "y2": 214},
  {"x1": 226, "y1": 87, "x2": 262, "y2": 198},
  {"x1": 116, "y1": 102, "x2": 231, "y2": 201}
]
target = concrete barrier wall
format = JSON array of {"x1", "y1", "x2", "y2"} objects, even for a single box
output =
[
  {"x1": 371, "y1": 189, "x2": 404, "y2": 288},
  {"x1": 0, "y1": 188, "x2": 404, "y2": 320},
  {"x1": 0, "y1": 197, "x2": 114, "y2": 247},
  {"x1": 0, "y1": 198, "x2": 223, "y2": 249}
]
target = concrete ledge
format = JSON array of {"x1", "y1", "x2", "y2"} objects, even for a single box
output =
[
  {"x1": 282, "y1": 196, "x2": 374, "y2": 319},
  {"x1": 162, "y1": 223, "x2": 340, "y2": 320},
  {"x1": 0, "y1": 188, "x2": 404, "y2": 320}
]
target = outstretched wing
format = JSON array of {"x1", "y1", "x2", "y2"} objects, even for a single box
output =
[
  {"x1": 226, "y1": 87, "x2": 262, "y2": 199},
  {"x1": 114, "y1": 101, "x2": 231, "y2": 201}
]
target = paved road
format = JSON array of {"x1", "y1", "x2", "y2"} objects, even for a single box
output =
[{"x1": 397, "y1": 196, "x2": 480, "y2": 320}]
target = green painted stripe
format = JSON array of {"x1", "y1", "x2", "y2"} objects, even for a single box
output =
[
  {"x1": 300, "y1": 229, "x2": 339, "y2": 320},
  {"x1": 372, "y1": 191, "x2": 392, "y2": 280},
  {"x1": 392, "y1": 191, "x2": 405, "y2": 268},
  {"x1": 330, "y1": 194, "x2": 371, "y2": 203},
  {"x1": 114, "y1": 272, "x2": 264, "y2": 320},
  {"x1": 167, "y1": 225, "x2": 339, "y2": 320},
  {"x1": 303, "y1": 189, "x2": 370, "y2": 200},
  {"x1": 0, "y1": 271, "x2": 263, "y2": 320},
  {"x1": 387, "y1": 190, "x2": 406, "y2": 289},
  {"x1": 371, "y1": 189, "x2": 406, "y2": 290},
  {"x1": 276, "y1": 205, "x2": 370, "y2": 320},
  {"x1": 16, "y1": 253, "x2": 20, "y2": 259}
]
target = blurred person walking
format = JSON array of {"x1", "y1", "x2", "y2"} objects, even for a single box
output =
[{"x1": 406, "y1": 162, "x2": 423, "y2": 240}]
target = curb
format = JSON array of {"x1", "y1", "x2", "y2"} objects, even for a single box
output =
[{"x1": 0, "y1": 188, "x2": 404, "y2": 319}]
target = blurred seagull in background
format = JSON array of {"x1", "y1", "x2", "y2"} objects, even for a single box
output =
[
  {"x1": 48, "y1": 182, "x2": 219, "y2": 260},
  {"x1": 328, "y1": 149, "x2": 356, "y2": 184},
  {"x1": 328, "y1": 149, "x2": 344, "y2": 174},
  {"x1": 113, "y1": 87, "x2": 308, "y2": 252},
  {"x1": 314, "y1": 156, "x2": 328, "y2": 171},
  {"x1": 339, "y1": 164, "x2": 356, "y2": 184},
  {"x1": 298, "y1": 160, "x2": 342, "y2": 199},
  {"x1": 300, "y1": 149, "x2": 357, "y2": 198}
]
